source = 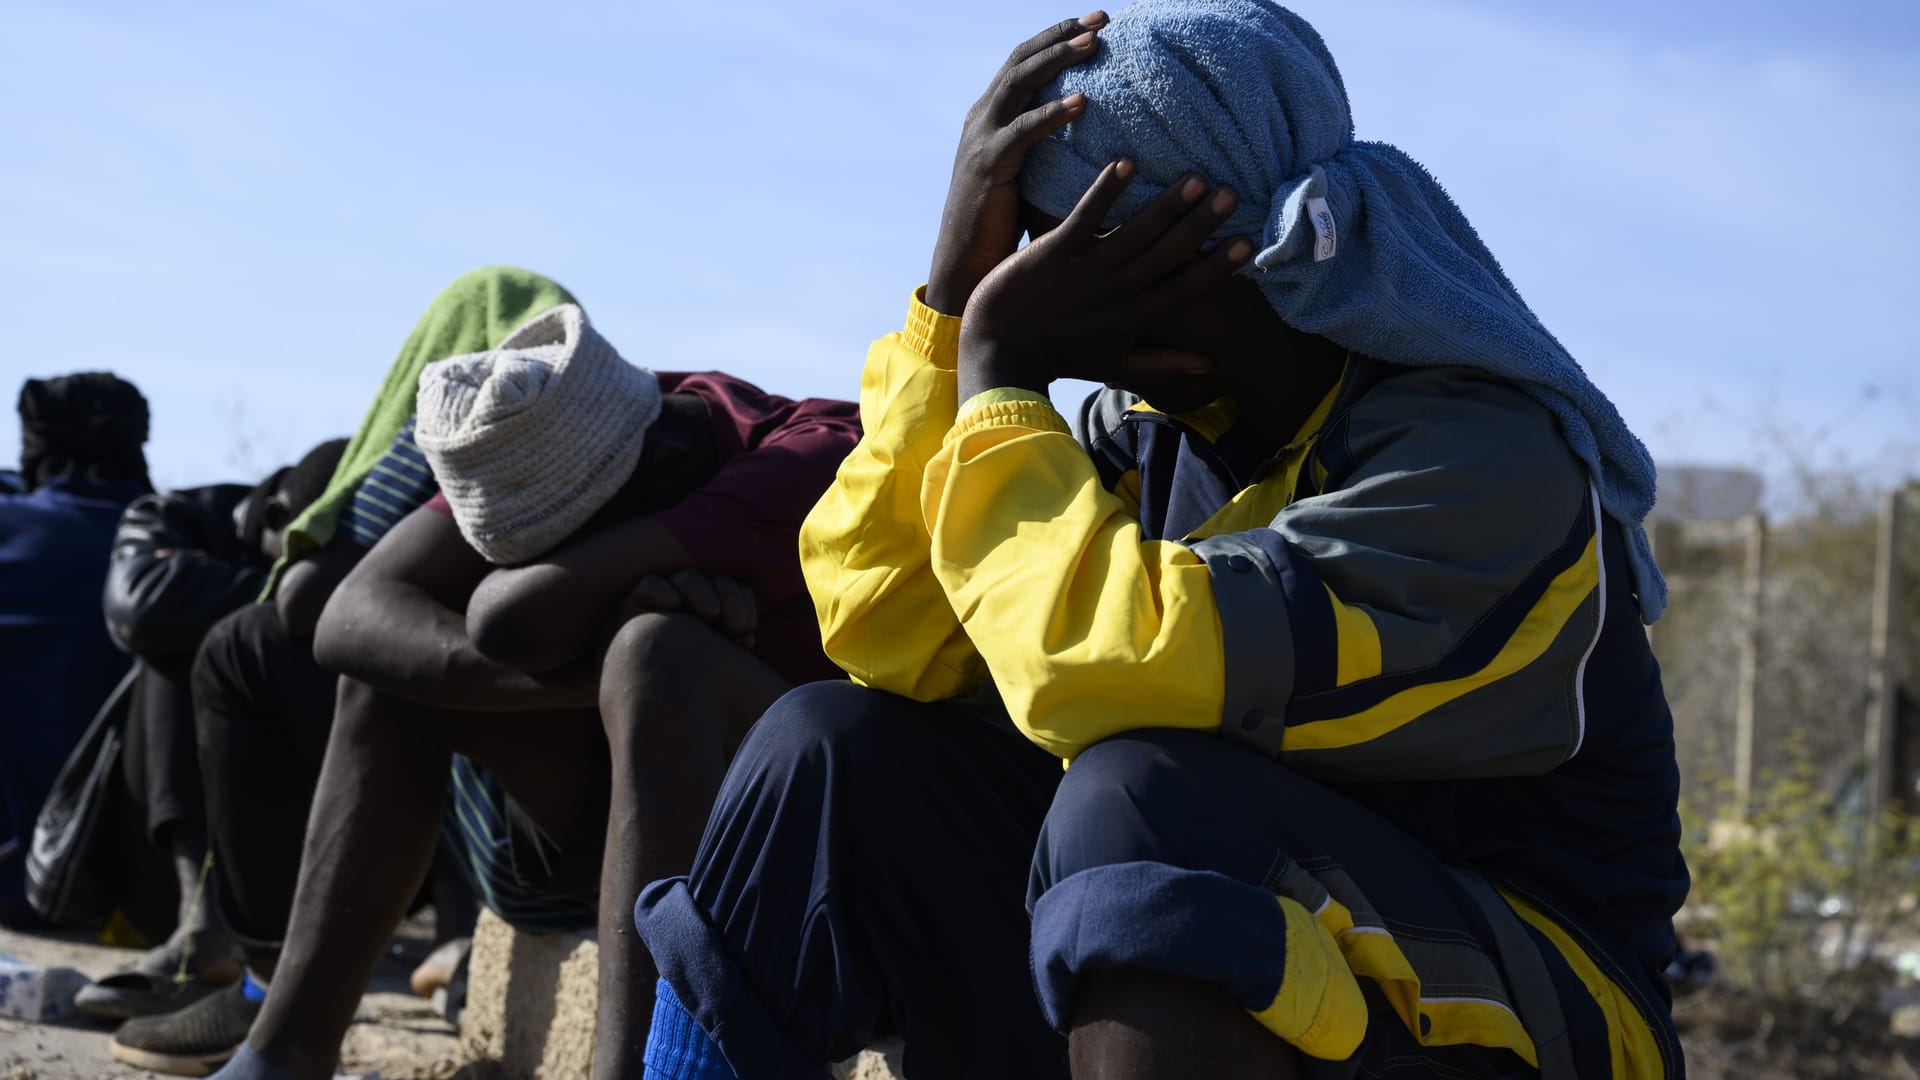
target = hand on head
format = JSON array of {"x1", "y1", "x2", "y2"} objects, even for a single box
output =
[
  {"x1": 925, "y1": 12, "x2": 1110, "y2": 317},
  {"x1": 956, "y1": 159, "x2": 1254, "y2": 403},
  {"x1": 930, "y1": 13, "x2": 1265, "y2": 408}
]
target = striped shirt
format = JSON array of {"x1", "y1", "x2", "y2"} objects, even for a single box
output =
[
  {"x1": 443, "y1": 755, "x2": 596, "y2": 933},
  {"x1": 338, "y1": 418, "x2": 437, "y2": 548}
]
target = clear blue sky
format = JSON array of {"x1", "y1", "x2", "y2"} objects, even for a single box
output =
[{"x1": 3, "y1": 0, "x2": 1916, "y2": 504}]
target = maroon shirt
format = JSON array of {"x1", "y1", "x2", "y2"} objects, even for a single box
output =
[{"x1": 428, "y1": 371, "x2": 859, "y2": 683}]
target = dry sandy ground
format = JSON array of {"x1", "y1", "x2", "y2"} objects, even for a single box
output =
[
  {"x1": 0, "y1": 918, "x2": 463, "y2": 1080},
  {"x1": 22, "y1": 916, "x2": 1905, "y2": 1080}
]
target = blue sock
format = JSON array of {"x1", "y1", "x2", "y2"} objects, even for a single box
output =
[
  {"x1": 643, "y1": 979, "x2": 736, "y2": 1080},
  {"x1": 207, "y1": 1044, "x2": 294, "y2": 1080},
  {"x1": 240, "y1": 970, "x2": 269, "y2": 1002}
]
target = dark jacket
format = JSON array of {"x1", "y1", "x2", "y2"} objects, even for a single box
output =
[
  {"x1": 0, "y1": 475, "x2": 148, "y2": 925},
  {"x1": 103, "y1": 484, "x2": 268, "y2": 661}
]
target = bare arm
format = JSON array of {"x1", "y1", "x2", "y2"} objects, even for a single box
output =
[
  {"x1": 276, "y1": 538, "x2": 365, "y2": 637},
  {"x1": 465, "y1": 514, "x2": 693, "y2": 673},
  {"x1": 312, "y1": 507, "x2": 599, "y2": 710}
]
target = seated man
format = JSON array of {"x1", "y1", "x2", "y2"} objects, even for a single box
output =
[
  {"x1": 76, "y1": 438, "x2": 347, "y2": 1020},
  {"x1": 206, "y1": 302, "x2": 858, "y2": 1080},
  {"x1": 637, "y1": 4, "x2": 1686, "y2": 1080},
  {"x1": 108, "y1": 267, "x2": 573, "y2": 1074},
  {"x1": 0, "y1": 372, "x2": 152, "y2": 926}
]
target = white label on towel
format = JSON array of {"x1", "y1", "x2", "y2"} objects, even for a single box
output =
[{"x1": 1306, "y1": 196, "x2": 1336, "y2": 262}]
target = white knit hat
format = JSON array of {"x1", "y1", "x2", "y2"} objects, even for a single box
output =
[{"x1": 414, "y1": 304, "x2": 662, "y2": 564}]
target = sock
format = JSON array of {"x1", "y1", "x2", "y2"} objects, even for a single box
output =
[
  {"x1": 241, "y1": 970, "x2": 269, "y2": 1002},
  {"x1": 643, "y1": 979, "x2": 736, "y2": 1080},
  {"x1": 207, "y1": 1044, "x2": 294, "y2": 1080}
]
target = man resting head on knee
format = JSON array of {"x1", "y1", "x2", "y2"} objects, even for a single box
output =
[{"x1": 207, "y1": 302, "x2": 857, "y2": 1080}]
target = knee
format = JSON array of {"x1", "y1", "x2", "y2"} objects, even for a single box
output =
[
  {"x1": 743, "y1": 680, "x2": 902, "y2": 757},
  {"x1": 1036, "y1": 731, "x2": 1226, "y2": 888},
  {"x1": 720, "y1": 681, "x2": 921, "y2": 798},
  {"x1": 596, "y1": 612, "x2": 722, "y2": 721}
]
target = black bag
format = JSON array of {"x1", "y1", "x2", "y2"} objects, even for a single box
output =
[{"x1": 25, "y1": 666, "x2": 139, "y2": 929}]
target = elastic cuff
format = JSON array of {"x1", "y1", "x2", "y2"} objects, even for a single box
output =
[
  {"x1": 1249, "y1": 895, "x2": 1368, "y2": 1061},
  {"x1": 645, "y1": 979, "x2": 738, "y2": 1080},
  {"x1": 634, "y1": 877, "x2": 828, "y2": 1080},
  {"x1": 945, "y1": 398, "x2": 1072, "y2": 447},
  {"x1": 958, "y1": 387, "x2": 1053, "y2": 419},
  {"x1": 904, "y1": 287, "x2": 963, "y2": 369},
  {"x1": 1028, "y1": 861, "x2": 1289, "y2": 1031}
]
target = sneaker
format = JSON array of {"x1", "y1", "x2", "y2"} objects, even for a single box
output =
[{"x1": 110, "y1": 980, "x2": 261, "y2": 1076}]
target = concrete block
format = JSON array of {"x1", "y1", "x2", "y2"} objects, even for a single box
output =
[
  {"x1": 460, "y1": 909, "x2": 598, "y2": 1079},
  {"x1": 460, "y1": 908, "x2": 904, "y2": 1079}
]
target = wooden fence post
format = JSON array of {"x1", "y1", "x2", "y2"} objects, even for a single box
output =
[
  {"x1": 1865, "y1": 490, "x2": 1907, "y2": 824},
  {"x1": 1733, "y1": 512, "x2": 1766, "y2": 809},
  {"x1": 1646, "y1": 517, "x2": 1680, "y2": 653}
]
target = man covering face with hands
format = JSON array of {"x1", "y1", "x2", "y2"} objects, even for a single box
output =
[{"x1": 638, "y1": 2, "x2": 1687, "y2": 1079}]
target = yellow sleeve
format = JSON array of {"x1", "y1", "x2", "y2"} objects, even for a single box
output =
[
  {"x1": 798, "y1": 289, "x2": 987, "y2": 701},
  {"x1": 921, "y1": 395, "x2": 1227, "y2": 759}
]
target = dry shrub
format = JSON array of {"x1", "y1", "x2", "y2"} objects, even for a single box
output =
[
  {"x1": 1684, "y1": 737, "x2": 1920, "y2": 1002},
  {"x1": 1681, "y1": 736, "x2": 1920, "y2": 1075}
]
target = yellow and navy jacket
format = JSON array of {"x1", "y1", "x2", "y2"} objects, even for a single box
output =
[{"x1": 801, "y1": 291, "x2": 1689, "y2": 1074}]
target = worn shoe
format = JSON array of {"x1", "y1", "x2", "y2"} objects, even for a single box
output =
[
  {"x1": 76, "y1": 935, "x2": 240, "y2": 1021},
  {"x1": 110, "y1": 980, "x2": 261, "y2": 1076}
]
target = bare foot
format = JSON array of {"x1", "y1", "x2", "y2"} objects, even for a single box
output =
[{"x1": 408, "y1": 937, "x2": 470, "y2": 998}]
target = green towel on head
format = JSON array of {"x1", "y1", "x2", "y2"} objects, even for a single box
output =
[{"x1": 263, "y1": 266, "x2": 577, "y2": 596}]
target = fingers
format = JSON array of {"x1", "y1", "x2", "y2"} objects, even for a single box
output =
[
  {"x1": 1088, "y1": 172, "x2": 1207, "y2": 264},
  {"x1": 994, "y1": 34, "x2": 1097, "y2": 123},
  {"x1": 1004, "y1": 11, "x2": 1107, "y2": 70},
  {"x1": 664, "y1": 569, "x2": 723, "y2": 624},
  {"x1": 1140, "y1": 234, "x2": 1257, "y2": 312},
  {"x1": 998, "y1": 91, "x2": 1086, "y2": 155},
  {"x1": 622, "y1": 571, "x2": 757, "y2": 645},
  {"x1": 986, "y1": 13, "x2": 1105, "y2": 126},
  {"x1": 1115, "y1": 185, "x2": 1241, "y2": 292},
  {"x1": 1056, "y1": 158, "x2": 1136, "y2": 244},
  {"x1": 711, "y1": 577, "x2": 758, "y2": 643},
  {"x1": 624, "y1": 570, "x2": 720, "y2": 620},
  {"x1": 624, "y1": 575, "x2": 684, "y2": 614},
  {"x1": 1119, "y1": 346, "x2": 1214, "y2": 381}
]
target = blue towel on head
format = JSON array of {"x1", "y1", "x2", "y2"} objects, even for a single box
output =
[{"x1": 1020, "y1": 0, "x2": 1668, "y2": 621}]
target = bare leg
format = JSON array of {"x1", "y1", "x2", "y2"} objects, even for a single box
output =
[
  {"x1": 1069, "y1": 968, "x2": 1303, "y2": 1080},
  {"x1": 163, "y1": 821, "x2": 241, "y2": 982},
  {"x1": 244, "y1": 678, "x2": 602, "y2": 1078},
  {"x1": 408, "y1": 868, "x2": 478, "y2": 998},
  {"x1": 241, "y1": 678, "x2": 451, "y2": 1078},
  {"x1": 591, "y1": 613, "x2": 789, "y2": 1080}
]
